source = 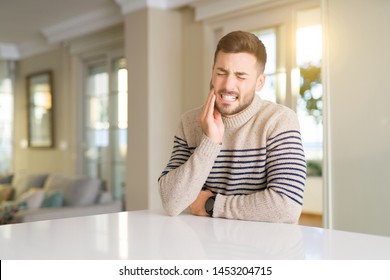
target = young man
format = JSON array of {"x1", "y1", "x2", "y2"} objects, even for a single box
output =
[{"x1": 158, "y1": 31, "x2": 306, "y2": 223}]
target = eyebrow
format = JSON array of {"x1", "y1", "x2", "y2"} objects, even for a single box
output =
[{"x1": 216, "y1": 67, "x2": 249, "y2": 76}]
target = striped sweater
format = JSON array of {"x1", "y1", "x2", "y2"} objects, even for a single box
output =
[{"x1": 158, "y1": 95, "x2": 306, "y2": 223}]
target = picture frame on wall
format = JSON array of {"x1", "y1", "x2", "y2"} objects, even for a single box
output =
[{"x1": 26, "y1": 70, "x2": 54, "y2": 148}]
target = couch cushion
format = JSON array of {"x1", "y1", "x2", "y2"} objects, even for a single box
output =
[
  {"x1": 41, "y1": 191, "x2": 64, "y2": 208},
  {"x1": 44, "y1": 174, "x2": 100, "y2": 206},
  {"x1": 0, "y1": 184, "x2": 14, "y2": 203},
  {"x1": 17, "y1": 188, "x2": 45, "y2": 209},
  {"x1": 12, "y1": 173, "x2": 48, "y2": 199},
  {"x1": 0, "y1": 174, "x2": 13, "y2": 184}
]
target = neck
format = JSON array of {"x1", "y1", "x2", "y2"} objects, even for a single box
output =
[{"x1": 222, "y1": 95, "x2": 261, "y2": 128}]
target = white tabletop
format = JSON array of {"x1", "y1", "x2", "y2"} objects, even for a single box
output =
[{"x1": 1, "y1": 210, "x2": 390, "y2": 259}]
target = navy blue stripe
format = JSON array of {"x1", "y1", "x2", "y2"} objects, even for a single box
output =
[
  {"x1": 174, "y1": 136, "x2": 187, "y2": 143},
  {"x1": 267, "y1": 172, "x2": 306, "y2": 181},
  {"x1": 170, "y1": 154, "x2": 191, "y2": 161},
  {"x1": 204, "y1": 184, "x2": 267, "y2": 193},
  {"x1": 274, "y1": 191, "x2": 303, "y2": 205},
  {"x1": 158, "y1": 171, "x2": 169, "y2": 181},
  {"x1": 207, "y1": 175, "x2": 267, "y2": 181},
  {"x1": 212, "y1": 165, "x2": 265, "y2": 170},
  {"x1": 205, "y1": 180, "x2": 264, "y2": 187},
  {"x1": 268, "y1": 181, "x2": 304, "y2": 192},
  {"x1": 169, "y1": 155, "x2": 189, "y2": 162},
  {"x1": 220, "y1": 147, "x2": 266, "y2": 152},
  {"x1": 217, "y1": 153, "x2": 266, "y2": 158},
  {"x1": 267, "y1": 140, "x2": 303, "y2": 151},
  {"x1": 167, "y1": 160, "x2": 187, "y2": 167},
  {"x1": 266, "y1": 157, "x2": 306, "y2": 166},
  {"x1": 268, "y1": 176, "x2": 305, "y2": 187},
  {"x1": 210, "y1": 170, "x2": 266, "y2": 175},
  {"x1": 271, "y1": 146, "x2": 305, "y2": 153},
  {"x1": 267, "y1": 141, "x2": 303, "y2": 150},
  {"x1": 267, "y1": 151, "x2": 305, "y2": 160},
  {"x1": 269, "y1": 186, "x2": 303, "y2": 199},
  {"x1": 172, "y1": 149, "x2": 192, "y2": 155},
  {"x1": 268, "y1": 130, "x2": 301, "y2": 141},
  {"x1": 166, "y1": 164, "x2": 182, "y2": 169},
  {"x1": 267, "y1": 166, "x2": 307, "y2": 176},
  {"x1": 266, "y1": 161, "x2": 306, "y2": 171},
  {"x1": 173, "y1": 144, "x2": 191, "y2": 150},
  {"x1": 214, "y1": 159, "x2": 266, "y2": 164}
]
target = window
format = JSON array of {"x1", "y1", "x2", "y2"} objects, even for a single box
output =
[
  {"x1": 296, "y1": 8, "x2": 323, "y2": 175},
  {"x1": 0, "y1": 61, "x2": 14, "y2": 175},
  {"x1": 83, "y1": 56, "x2": 127, "y2": 201},
  {"x1": 252, "y1": 8, "x2": 323, "y2": 176}
]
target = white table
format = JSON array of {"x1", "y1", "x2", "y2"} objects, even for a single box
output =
[{"x1": 1, "y1": 210, "x2": 390, "y2": 259}]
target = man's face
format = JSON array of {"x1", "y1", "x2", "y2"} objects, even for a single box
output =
[{"x1": 212, "y1": 51, "x2": 265, "y2": 117}]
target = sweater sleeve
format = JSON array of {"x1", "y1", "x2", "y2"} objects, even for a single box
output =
[
  {"x1": 212, "y1": 109, "x2": 306, "y2": 224},
  {"x1": 158, "y1": 120, "x2": 221, "y2": 216}
]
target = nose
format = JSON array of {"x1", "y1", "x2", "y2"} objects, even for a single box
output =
[{"x1": 222, "y1": 74, "x2": 237, "y2": 91}]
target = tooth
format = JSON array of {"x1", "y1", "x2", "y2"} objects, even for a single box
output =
[{"x1": 222, "y1": 95, "x2": 236, "y2": 100}]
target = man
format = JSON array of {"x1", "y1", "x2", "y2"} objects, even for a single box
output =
[{"x1": 158, "y1": 31, "x2": 306, "y2": 223}]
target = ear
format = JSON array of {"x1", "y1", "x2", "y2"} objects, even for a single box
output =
[{"x1": 255, "y1": 74, "x2": 266, "y2": 91}]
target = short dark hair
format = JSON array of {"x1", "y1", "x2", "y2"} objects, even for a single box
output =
[{"x1": 214, "y1": 30, "x2": 267, "y2": 73}]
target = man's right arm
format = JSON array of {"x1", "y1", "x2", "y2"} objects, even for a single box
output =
[
  {"x1": 159, "y1": 90, "x2": 224, "y2": 216},
  {"x1": 158, "y1": 129, "x2": 221, "y2": 216}
]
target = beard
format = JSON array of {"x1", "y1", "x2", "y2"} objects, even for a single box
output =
[{"x1": 215, "y1": 89, "x2": 255, "y2": 117}]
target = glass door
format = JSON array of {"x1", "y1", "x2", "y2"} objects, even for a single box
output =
[
  {"x1": 83, "y1": 57, "x2": 127, "y2": 202},
  {"x1": 0, "y1": 61, "x2": 14, "y2": 175}
]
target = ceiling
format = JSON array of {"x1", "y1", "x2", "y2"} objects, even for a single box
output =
[
  {"x1": 0, "y1": 0, "x2": 275, "y2": 59},
  {"x1": 0, "y1": 0, "x2": 199, "y2": 59}
]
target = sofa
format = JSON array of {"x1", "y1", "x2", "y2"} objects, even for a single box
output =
[{"x1": 0, "y1": 173, "x2": 122, "y2": 224}]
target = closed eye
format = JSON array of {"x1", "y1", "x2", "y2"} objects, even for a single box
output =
[
  {"x1": 216, "y1": 67, "x2": 228, "y2": 75},
  {"x1": 235, "y1": 71, "x2": 248, "y2": 80}
]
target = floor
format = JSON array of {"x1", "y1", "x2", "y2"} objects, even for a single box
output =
[{"x1": 299, "y1": 213, "x2": 322, "y2": 227}]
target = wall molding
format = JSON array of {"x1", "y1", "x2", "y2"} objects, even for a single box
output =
[
  {"x1": 41, "y1": 4, "x2": 122, "y2": 44},
  {"x1": 0, "y1": 43, "x2": 20, "y2": 60},
  {"x1": 115, "y1": 0, "x2": 197, "y2": 14}
]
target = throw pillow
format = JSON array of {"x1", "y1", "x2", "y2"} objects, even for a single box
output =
[
  {"x1": 12, "y1": 173, "x2": 48, "y2": 199},
  {"x1": 44, "y1": 174, "x2": 100, "y2": 206},
  {"x1": 0, "y1": 201, "x2": 27, "y2": 225},
  {"x1": 17, "y1": 188, "x2": 45, "y2": 209},
  {"x1": 0, "y1": 174, "x2": 13, "y2": 184},
  {"x1": 65, "y1": 177, "x2": 100, "y2": 206},
  {"x1": 0, "y1": 184, "x2": 14, "y2": 203},
  {"x1": 42, "y1": 191, "x2": 63, "y2": 208},
  {"x1": 43, "y1": 174, "x2": 71, "y2": 193}
]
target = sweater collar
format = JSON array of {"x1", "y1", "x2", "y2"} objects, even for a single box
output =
[{"x1": 222, "y1": 95, "x2": 262, "y2": 129}]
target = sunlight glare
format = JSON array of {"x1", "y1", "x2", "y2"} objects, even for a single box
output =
[{"x1": 296, "y1": 25, "x2": 322, "y2": 66}]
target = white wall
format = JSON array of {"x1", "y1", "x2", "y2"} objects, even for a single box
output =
[
  {"x1": 124, "y1": 8, "x2": 183, "y2": 211},
  {"x1": 324, "y1": 0, "x2": 390, "y2": 236}
]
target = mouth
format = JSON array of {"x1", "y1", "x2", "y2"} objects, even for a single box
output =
[{"x1": 219, "y1": 93, "x2": 238, "y2": 103}]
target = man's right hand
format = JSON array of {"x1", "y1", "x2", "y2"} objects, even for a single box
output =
[{"x1": 199, "y1": 89, "x2": 225, "y2": 144}]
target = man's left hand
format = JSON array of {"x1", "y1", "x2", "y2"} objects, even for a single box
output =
[{"x1": 189, "y1": 189, "x2": 214, "y2": 216}]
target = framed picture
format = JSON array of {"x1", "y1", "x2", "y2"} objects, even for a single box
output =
[{"x1": 26, "y1": 71, "x2": 54, "y2": 148}]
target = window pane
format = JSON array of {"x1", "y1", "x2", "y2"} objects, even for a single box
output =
[
  {"x1": 296, "y1": 8, "x2": 323, "y2": 174},
  {"x1": 112, "y1": 164, "x2": 126, "y2": 201},
  {"x1": 83, "y1": 56, "x2": 127, "y2": 202},
  {"x1": 113, "y1": 128, "x2": 127, "y2": 162},
  {"x1": 0, "y1": 61, "x2": 14, "y2": 175},
  {"x1": 252, "y1": 29, "x2": 277, "y2": 103},
  {"x1": 88, "y1": 96, "x2": 109, "y2": 129}
]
